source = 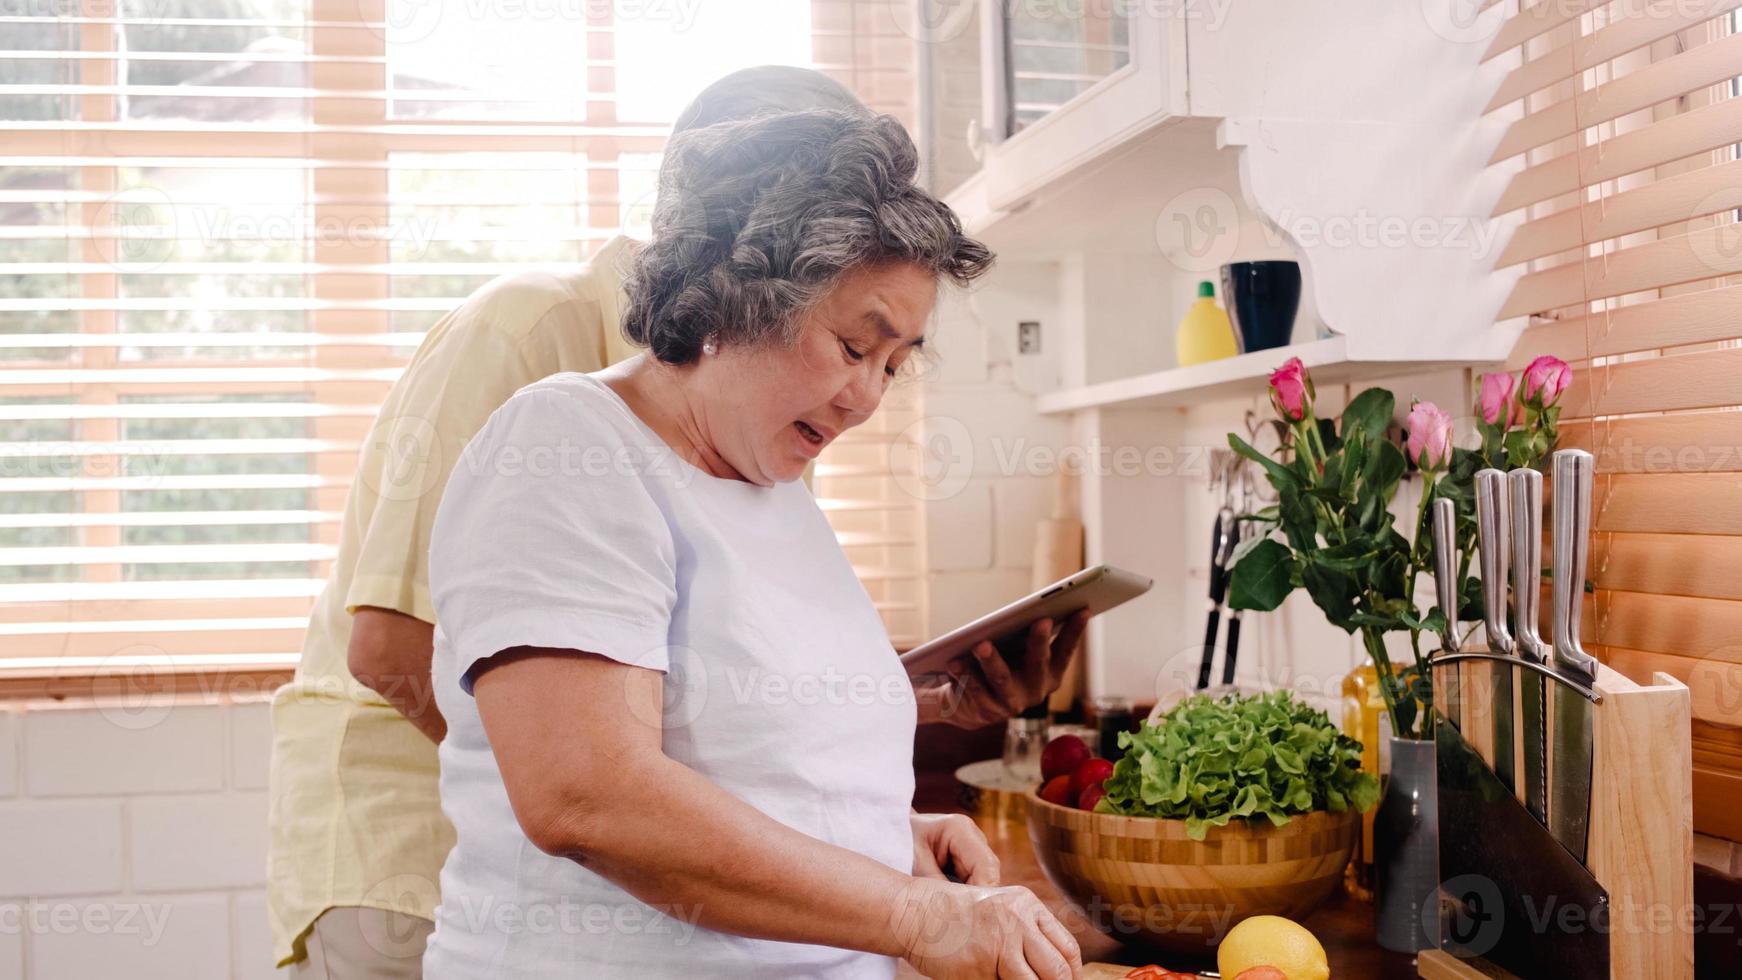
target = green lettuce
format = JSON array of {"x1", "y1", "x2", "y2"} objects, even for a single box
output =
[{"x1": 1098, "y1": 690, "x2": 1381, "y2": 840}]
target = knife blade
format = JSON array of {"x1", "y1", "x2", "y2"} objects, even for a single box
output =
[
  {"x1": 1475, "y1": 469, "x2": 1516, "y2": 794},
  {"x1": 1509, "y1": 467, "x2": 1549, "y2": 826},
  {"x1": 1431, "y1": 497, "x2": 1461, "y2": 729},
  {"x1": 1550, "y1": 449, "x2": 1599, "y2": 864}
]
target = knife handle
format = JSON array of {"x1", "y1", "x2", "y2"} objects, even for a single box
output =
[
  {"x1": 1475, "y1": 469, "x2": 1513, "y2": 655},
  {"x1": 1551, "y1": 450, "x2": 1598, "y2": 685},
  {"x1": 1431, "y1": 497, "x2": 1460, "y2": 653},
  {"x1": 1509, "y1": 468, "x2": 1548, "y2": 664}
]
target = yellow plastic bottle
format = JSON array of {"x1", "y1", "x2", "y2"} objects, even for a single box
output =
[
  {"x1": 1341, "y1": 664, "x2": 1386, "y2": 900},
  {"x1": 1175, "y1": 280, "x2": 1239, "y2": 366}
]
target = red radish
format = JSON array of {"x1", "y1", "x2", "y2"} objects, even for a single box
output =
[
  {"x1": 1078, "y1": 783, "x2": 1108, "y2": 811},
  {"x1": 1039, "y1": 774, "x2": 1074, "y2": 807},
  {"x1": 1070, "y1": 757, "x2": 1115, "y2": 796},
  {"x1": 1040, "y1": 734, "x2": 1091, "y2": 782}
]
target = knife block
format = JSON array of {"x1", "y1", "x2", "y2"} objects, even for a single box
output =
[{"x1": 1425, "y1": 662, "x2": 1693, "y2": 979}]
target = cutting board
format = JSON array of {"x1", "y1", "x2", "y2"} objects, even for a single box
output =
[{"x1": 1084, "y1": 965, "x2": 1210, "y2": 979}]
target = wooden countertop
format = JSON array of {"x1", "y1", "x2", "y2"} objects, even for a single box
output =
[{"x1": 899, "y1": 810, "x2": 1421, "y2": 979}]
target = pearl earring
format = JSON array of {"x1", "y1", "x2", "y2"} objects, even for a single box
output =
[{"x1": 701, "y1": 335, "x2": 718, "y2": 356}]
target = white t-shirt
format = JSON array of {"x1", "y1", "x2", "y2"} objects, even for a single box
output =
[{"x1": 423, "y1": 371, "x2": 918, "y2": 979}]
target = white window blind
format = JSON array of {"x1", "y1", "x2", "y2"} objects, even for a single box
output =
[{"x1": 0, "y1": 0, "x2": 927, "y2": 670}]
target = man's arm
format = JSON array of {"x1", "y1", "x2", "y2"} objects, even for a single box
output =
[{"x1": 348, "y1": 607, "x2": 444, "y2": 743}]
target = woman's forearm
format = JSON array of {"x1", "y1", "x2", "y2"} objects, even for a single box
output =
[{"x1": 544, "y1": 754, "x2": 932, "y2": 958}]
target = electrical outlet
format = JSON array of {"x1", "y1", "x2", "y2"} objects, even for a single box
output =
[{"x1": 1017, "y1": 320, "x2": 1041, "y2": 354}]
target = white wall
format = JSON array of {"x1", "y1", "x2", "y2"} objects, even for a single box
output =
[{"x1": 0, "y1": 696, "x2": 274, "y2": 980}]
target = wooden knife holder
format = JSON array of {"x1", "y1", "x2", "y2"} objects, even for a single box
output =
[{"x1": 1423, "y1": 659, "x2": 1693, "y2": 979}]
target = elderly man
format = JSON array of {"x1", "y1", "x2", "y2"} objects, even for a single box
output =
[{"x1": 267, "y1": 66, "x2": 1081, "y2": 978}]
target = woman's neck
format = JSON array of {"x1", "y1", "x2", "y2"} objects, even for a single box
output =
[{"x1": 598, "y1": 354, "x2": 749, "y2": 483}]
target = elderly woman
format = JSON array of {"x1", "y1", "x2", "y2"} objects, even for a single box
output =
[{"x1": 423, "y1": 106, "x2": 1086, "y2": 977}]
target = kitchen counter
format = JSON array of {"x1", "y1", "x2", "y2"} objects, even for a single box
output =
[{"x1": 899, "y1": 809, "x2": 1421, "y2": 979}]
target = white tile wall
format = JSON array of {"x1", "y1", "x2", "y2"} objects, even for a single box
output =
[
  {"x1": 0, "y1": 708, "x2": 17, "y2": 797},
  {"x1": 229, "y1": 702, "x2": 271, "y2": 792},
  {"x1": 131, "y1": 792, "x2": 268, "y2": 893},
  {"x1": 0, "y1": 925, "x2": 21, "y2": 979},
  {"x1": 29, "y1": 893, "x2": 231, "y2": 980},
  {"x1": 233, "y1": 892, "x2": 277, "y2": 980},
  {"x1": 0, "y1": 696, "x2": 278, "y2": 979},
  {"x1": 24, "y1": 702, "x2": 224, "y2": 797},
  {"x1": 0, "y1": 799, "x2": 125, "y2": 898}
]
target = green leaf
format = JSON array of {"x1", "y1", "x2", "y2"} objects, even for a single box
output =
[
  {"x1": 1336, "y1": 433, "x2": 1368, "y2": 501},
  {"x1": 1228, "y1": 539, "x2": 1297, "y2": 612},
  {"x1": 1302, "y1": 563, "x2": 1358, "y2": 630},
  {"x1": 1229, "y1": 433, "x2": 1299, "y2": 496},
  {"x1": 1459, "y1": 575, "x2": 1485, "y2": 622},
  {"x1": 1342, "y1": 388, "x2": 1395, "y2": 438},
  {"x1": 1309, "y1": 540, "x2": 1376, "y2": 572},
  {"x1": 1362, "y1": 439, "x2": 1407, "y2": 502}
]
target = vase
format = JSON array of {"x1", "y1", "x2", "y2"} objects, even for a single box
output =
[{"x1": 1374, "y1": 734, "x2": 1438, "y2": 953}]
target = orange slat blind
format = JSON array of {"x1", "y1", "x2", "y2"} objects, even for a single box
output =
[
  {"x1": 0, "y1": 0, "x2": 929, "y2": 670},
  {"x1": 1487, "y1": 1, "x2": 1742, "y2": 838}
]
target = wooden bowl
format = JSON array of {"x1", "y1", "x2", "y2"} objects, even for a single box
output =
[{"x1": 1025, "y1": 789, "x2": 1358, "y2": 954}]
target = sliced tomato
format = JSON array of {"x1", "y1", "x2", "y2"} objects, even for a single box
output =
[{"x1": 1122, "y1": 966, "x2": 1193, "y2": 980}]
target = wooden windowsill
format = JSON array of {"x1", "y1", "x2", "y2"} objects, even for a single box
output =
[{"x1": 0, "y1": 662, "x2": 294, "y2": 704}]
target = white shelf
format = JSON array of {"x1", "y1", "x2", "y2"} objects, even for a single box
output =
[{"x1": 1034, "y1": 337, "x2": 1488, "y2": 415}]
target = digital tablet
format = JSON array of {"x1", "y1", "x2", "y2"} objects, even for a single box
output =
[{"x1": 899, "y1": 564, "x2": 1152, "y2": 676}]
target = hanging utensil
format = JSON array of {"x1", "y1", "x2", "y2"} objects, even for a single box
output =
[
  {"x1": 1550, "y1": 449, "x2": 1599, "y2": 863},
  {"x1": 1509, "y1": 467, "x2": 1550, "y2": 827},
  {"x1": 1475, "y1": 468, "x2": 1517, "y2": 794},
  {"x1": 1196, "y1": 505, "x2": 1237, "y2": 690}
]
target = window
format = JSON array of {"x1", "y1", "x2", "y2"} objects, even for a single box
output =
[
  {"x1": 0, "y1": 0, "x2": 926, "y2": 671},
  {"x1": 1488, "y1": 0, "x2": 1742, "y2": 839}
]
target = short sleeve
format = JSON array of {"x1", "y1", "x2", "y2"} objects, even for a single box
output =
[
  {"x1": 429, "y1": 384, "x2": 679, "y2": 693},
  {"x1": 343, "y1": 278, "x2": 615, "y2": 623}
]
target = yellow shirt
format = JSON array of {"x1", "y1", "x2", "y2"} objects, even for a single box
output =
[{"x1": 266, "y1": 237, "x2": 639, "y2": 965}]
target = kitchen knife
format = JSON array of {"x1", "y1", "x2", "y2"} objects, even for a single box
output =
[
  {"x1": 1509, "y1": 467, "x2": 1549, "y2": 826},
  {"x1": 1432, "y1": 497, "x2": 1461, "y2": 728},
  {"x1": 1550, "y1": 449, "x2": 1599, "y2": 864},
  {"x1": 1475, "y1": 469, "x2": 1516, "y2": 794}
]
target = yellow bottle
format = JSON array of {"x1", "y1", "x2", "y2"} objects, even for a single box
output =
[
  {"x1": 1176, "y1": 281, "x2": 1239, "y2": 366},
  {"x1": 1341, "y1": 664, "x2": 1386, "y2": 900}
]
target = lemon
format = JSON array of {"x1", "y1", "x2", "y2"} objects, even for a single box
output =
[{"x1": 1216, "y1": 915, "x2": 1330, "y2": 980}]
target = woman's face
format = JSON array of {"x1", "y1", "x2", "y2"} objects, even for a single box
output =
[{"x1": 702, "y1": 261, "x2": 936, "y2": 486}]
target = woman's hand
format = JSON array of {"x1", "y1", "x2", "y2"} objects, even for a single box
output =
[
  {"x1": 910, "y1": 813, "x2": 1000, "y2": 885},
  {"x1": 913, "y1": 609, "x2": 1091, "y2": 729},
  {"x1": 891, "y1": 878, "x2": 1082, "y2": 980}
]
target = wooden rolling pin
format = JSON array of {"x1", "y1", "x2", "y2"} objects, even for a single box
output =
[{"x1": 1033, "y1": 468, "x2": 1086, "y2": 714}]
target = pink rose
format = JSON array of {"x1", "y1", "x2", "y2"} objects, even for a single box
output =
[
  {"x1": 1521, "y1": 355, "x2": 1571, "y2": 408},
  {"x1": 1269, "y1": 357, "x2": 1314, "y2": 422},
  {"x1": 1477, "y1": 372, "x2": 1515, "y2": 427},
  {"x1": 1405, "y1": 400, "x2": 1453, "y2": 472}
]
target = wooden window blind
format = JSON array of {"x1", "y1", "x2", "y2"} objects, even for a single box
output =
[
  {"x1": 0, "y1": 0, "x2": 927, "y2": 672},
  {"x1": 1488, "y1": 0, "x2": 1742, "y2": 839}
]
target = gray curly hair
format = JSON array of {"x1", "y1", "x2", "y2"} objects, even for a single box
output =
[{"x1": 623, "y1": 108, "x2": 994, "y2": 365}]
